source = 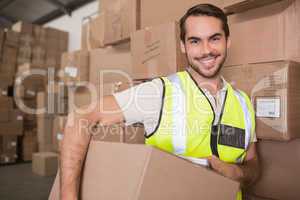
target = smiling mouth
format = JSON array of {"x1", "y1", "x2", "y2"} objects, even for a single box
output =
[{"x1": 196, "y1": 55, "x2": 218, "y2": 68}]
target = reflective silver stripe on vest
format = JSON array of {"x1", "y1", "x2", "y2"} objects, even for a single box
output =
[
  {"x1": 168, "y1": 74, "x2": 187, "y2": 155},
  {"x1": 234, "y1": 91, "x2": 252, "y2": 150},
  {"x1": 178, "y1": 155, "x2": 209, "y2": 167}
]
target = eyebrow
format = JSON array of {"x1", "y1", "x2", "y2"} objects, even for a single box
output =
[{"x1": 187, "y1": 33, "x2": 223, "y2": 41}]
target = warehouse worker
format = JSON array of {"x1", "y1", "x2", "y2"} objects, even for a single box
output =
[{"x1": 60, "y1": 4, "x2": 259, "y2": 200}]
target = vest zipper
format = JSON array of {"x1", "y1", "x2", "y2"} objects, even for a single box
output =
[{"x1": 185, "y1": 70, "x2": 228, "y2": 158}]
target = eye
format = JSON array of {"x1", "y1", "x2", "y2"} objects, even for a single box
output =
[
  {"x1": 190, "y1": 39, "x2": 199, "y2": 45},
  {"x1": 211, "y1": 37, "x2": 221, "y2": 42}
]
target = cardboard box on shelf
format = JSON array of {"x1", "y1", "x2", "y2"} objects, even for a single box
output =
[
  {"x1": 32, "y1": 152, "x2": 58, "y2": 176},
  {"x1": 141, "y1": 0, "x2": 223, "y2": 28},
  {"x1": 4, "y1": 30, "x2": 19, "y2": 47},
  {"x1": 99, "y1": 0, "x2": 140, "y2": 45},
  {"x1": 81, "y1": 14, "x2": 105, "y2": 50},
  {"x1": 246, "y1": 139, "x2": 300, "y2": 200},
  {"x1": 1, "y1": 45, "x2": 18, "y2": 75},
  {"x1": 22, "y1": 130, "x2": 38, "y2": 161},
  {"x1": 0, "y1": 75, "x2": 12, "y2": 90},
  {"x1": 19, "y1": 34, "x2": 33, "y2": 46},
  {"x1": 46, "y1": 27, "x2": 60, "y2": 39},
  {"x1": 45, "y1": 50, "x2": 57, "y2": 68},
  {"x1": 131, "y1": 22, "x2": 187, "y2": 79},
  {"x1": 36, "y1": 89, "x2": 68, "y2": 115},
  {"x1": 32, "y1": 45, "x2": 46, "y2": 67},
  {"x1": 49, "y1": 141, "x2": 239, "y2": 200},
  {"x1": 33, "y1": 25, "x2": 47, "y2": 44},
  {"x1": 0, "y1": 110, "x2": 23, "y2": 136},
  {"x1": 0, "y1": 97, "x2": 13, "y2": 122},
  {"x1": 221, "y1": 61, "x2": 300, "y2": 141},
  {"x1": 52, "y1": 116, "x2": 67, "y2": 152},
  {"x1": 89, "y1": 44, "x2": 132, "y2": 85},
  {"x1": 60, "y1": 50, "x2": 89, "y2": 83},
  {"x1": 0, "y1": 135, "x2": 18, "y2": 164},
  {"x1": 17, "y1": 44, "x2": 32, "y2": 65},
  {"x1": 14, "y1": 63, "x2": 47, "y2": 94},
  {"x1": 37, "y1": 115, "x2": 54, "y2": 152},
  {"x1": 225, "y1": 0, "x2": 300, "y2": 66},
  {"x1": 0, "y1": 28, "x2": 4, "y2": 55},
  {"x1": 12, "y1": 21, "x2": 33, "y2": 34},
  {"x1": 244, "y1": 194, "x2": 275, "y2": 200},
  {"x1": 223, "y1": 0, "x2": 283, "y2": 14},
  {"x1": 46, "y1": 37, "x2": 59, "y2": 52}
]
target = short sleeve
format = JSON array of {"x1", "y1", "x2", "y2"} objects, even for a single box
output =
[{"x1": 113, "y1": 78, "x2": 164, "y2": 134}]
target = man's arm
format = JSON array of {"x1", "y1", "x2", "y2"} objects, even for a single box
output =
[
  {"x1": 208, "y1": 143, "x2": 260, "y2": 188},
  {"x1": 60, "y1": 95, "x2": 124, "y2": 200}
]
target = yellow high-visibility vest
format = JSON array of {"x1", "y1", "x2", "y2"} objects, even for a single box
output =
[{"x1": 145, "y1": 71, "x2": 255, "y2": 200}]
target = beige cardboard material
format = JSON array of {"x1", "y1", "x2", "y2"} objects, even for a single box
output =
[
  {"x1": 222, "y1": 61, "x2": 300, "y2": 141},
  {"x1": 17, "y1": 44, "x2": 32, "y2": 65},
  {"x1": 60, "y1": 50, "x2": 89, "y2": 83},
  {"x1": 223, "y1": 0, "x2": 283, "y2": 13},
  {"x1": 49, "y1": 141, "x2": 239, "y2": 200},
  {"x1": 22, "y1": 130, "x2": 38, "y2": 161},
  {"x1": 37, "y1": 114, "x2": 54, "y2": 151},
  {"x1": 1, "y1": 45, "x2": 18, "y2": 76},
  {"x1": 4, "y1": 30, "x2": 19, "y2": 47},
  {"x1": 0, "y1": 97, "x2": 13, "y2": 122},
  {"x1": 81, "y1": 14, "x2": 105, "y2": 50},
  {"x1": 246, "y1": 139, "x2": 300, "y2": 200},
  {"x1": 0, "y1": 135, "x2": 18, "y2": 164},
  {"x1": 244, "y1": 194, "x2": 275, "y2": 200},
  {"x1": 52, "y1": 116, "x2": 67, "y2": 152},
  {"x1": 0, "y1": 110, "x2": 23, "y2": 136},
  {"x1": 100, "y1": 0, "x2": 140, "y2": 45},
  {"x1": 32, "y1": 45, "x2": 46, "y2": 67},
  {"x1": 32, "y1": 152, "x2": 58, "y2": 176},
  {"x1": 12, "y1": 21, "x2": 33, "y2": 34},
  {"x1": 141, "y1": 0, "x2": 223, "y2": 28},
  {"x1": 89, "y1": 43, "x2": 132, "y2": 85},
  {"x1": 131, "y1": 22, "x2": 187, "y2": 79},
  {"x1": 225, "y1": 0, "x2": 300, "y2": 66}
]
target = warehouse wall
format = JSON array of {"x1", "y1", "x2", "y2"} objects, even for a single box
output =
[{"x1": 44, "y1": 1, "x2": 99, "y2": 51}]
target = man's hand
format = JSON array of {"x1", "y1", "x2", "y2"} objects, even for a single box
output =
[{"x1": 207, "y1": 143, "x2": 260, "y2": 188}]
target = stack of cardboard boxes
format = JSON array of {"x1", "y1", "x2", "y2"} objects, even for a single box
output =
[
  {"x1": 221, "y1": 1, "x2": 300, "y2": 200},
  {"x1": 0, "y1": 22, "x2": 68, "y2": 166},
  {"x1": 12, "y1": 23, "x2": 68, "y2": 167},
  {"x1": 0, "y1": 28, "x2": 22, "y2": 164}
]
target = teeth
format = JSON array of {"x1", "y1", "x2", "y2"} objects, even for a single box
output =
[{"x1": 200, "y1": 57, "x2": 215, "y2": 65}]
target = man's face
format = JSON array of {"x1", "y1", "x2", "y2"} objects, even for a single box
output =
[{"x1": 181, "y1": 16, "x2": 230, "y2": 78}]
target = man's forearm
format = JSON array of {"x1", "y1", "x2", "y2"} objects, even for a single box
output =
[{"x1": 60, "y1": 113, "x2": 92, "y2": 200}]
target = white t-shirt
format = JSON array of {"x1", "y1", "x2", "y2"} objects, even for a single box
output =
[{"x1": 113, "y1": 77, "x2": 257, "y2": 142}]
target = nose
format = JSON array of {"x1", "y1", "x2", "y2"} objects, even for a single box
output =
[{"x1": 202, "y1": 41, "x2": 212, "y2": 55}]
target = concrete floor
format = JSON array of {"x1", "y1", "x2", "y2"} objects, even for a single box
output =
[{"x1": 0, "y1": 163, "x2": 55, "y2": 200}]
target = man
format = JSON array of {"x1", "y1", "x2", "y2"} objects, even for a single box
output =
[{"x1": 61, "y1": 4, "x2": 260, "y2": 200}]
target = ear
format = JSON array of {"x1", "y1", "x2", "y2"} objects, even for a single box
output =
[
  {"x1": 226, "y1": 36, "x2": 231, "y2": 49},
  {"x1": 180, "y1": 40, "x2": 186, "y2": 54}
]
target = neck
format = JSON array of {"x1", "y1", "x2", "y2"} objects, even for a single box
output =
[{"x1": 187, "y1": 67, "x2": 223, "y2": 95}]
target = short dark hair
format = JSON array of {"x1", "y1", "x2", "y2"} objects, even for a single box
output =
[{"x1": 180, "y1": 4, "x2": 230, "y2": 42}]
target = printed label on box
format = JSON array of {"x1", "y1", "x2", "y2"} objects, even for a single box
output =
[
  {"x1": 57, "y1": 132, "x2": 64, "y2": 140},
  {"x1": 65, "y1": 66, "x2": 78, "y2": 77},
  {"x1": 256, "y1": 97, "x2": 280, "y2": 118}
]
